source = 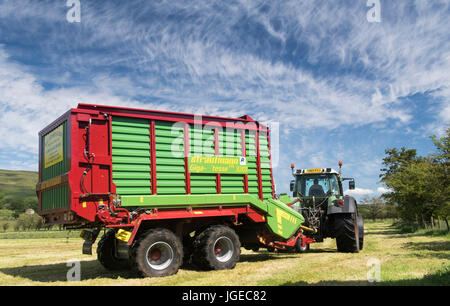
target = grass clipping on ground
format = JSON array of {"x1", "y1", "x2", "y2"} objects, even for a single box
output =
[{"x1": 0, "y1": 221, "x2": 448, "y2": 286}]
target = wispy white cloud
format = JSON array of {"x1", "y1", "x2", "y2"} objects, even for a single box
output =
[
  {"x1": 344, "y1": 186, "x2": 392, "y2": 198},
  {"x1": 345, "y1": 188, "x2": 375, "y2": 196},
  {"x1": 0, "y1": 0, "x2": 448, "y2": 193}
]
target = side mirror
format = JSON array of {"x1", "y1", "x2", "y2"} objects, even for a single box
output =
[
  {"x1": 290, "y1": 180, "x2": 295, "y2": 192},
  {"x1": 349, "y1": 180, "x2": 355, "y2": 190}
]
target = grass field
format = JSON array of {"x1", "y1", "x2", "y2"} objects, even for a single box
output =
[{"x1": 0, "y1": 221, "x2": 448, "y2": 286}]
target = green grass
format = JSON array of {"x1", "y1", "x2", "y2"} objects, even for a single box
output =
[
  {"x1": 0, "y1": 169, "x2": 38, "y2": 199},
  {"x1": 0, "y1": 230, "x2": 82, "y2": 239},
  {"x1": 0, "y1": 221, "x2": 448, "y2": 286}
]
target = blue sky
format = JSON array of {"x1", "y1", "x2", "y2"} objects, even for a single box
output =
[{"x1": 0, "y1": 0, "x2": 449, "y2": 199}]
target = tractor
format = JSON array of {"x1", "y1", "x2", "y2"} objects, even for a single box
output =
[{"x1": 285, "y1": 161, "x2": 364, "y2": 253}]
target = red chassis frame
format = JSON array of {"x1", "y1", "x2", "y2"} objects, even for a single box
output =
[{"x1": 102, "y1": 204, "x2": 314, "y2": 250}]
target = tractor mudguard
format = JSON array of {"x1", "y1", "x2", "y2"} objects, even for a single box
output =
[{"x1": 327, "y1": 195, "x2": 357, "y2": 215}]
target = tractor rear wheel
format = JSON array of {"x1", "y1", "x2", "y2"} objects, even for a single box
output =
[
  {"x1": 192, "y1": 225, "x2": 241, "y2": 270},
  {"x1": 97, "y1": 229, "x2": 130, "y2": 271},
  {"x1": 334, "y1": 213, "x2": 360, "y2": 253},
  {"x1": 130, "y1": 228, "x2": 183, "y2": 277}
]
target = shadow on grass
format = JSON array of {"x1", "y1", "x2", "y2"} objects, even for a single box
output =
[
  {"x1": 365, "y1": 224, "x2": 449, "y2": 239},
  {"x1": 239, "y1": 252, "x2": 299, "y2": 263},
  {"x1": 307, "y1": 249, "x2": 338, "y2": 254},
  {"x1": 366, "y1": 230, "x2": 401, "y2": 236},
  {"x1": 388, "y1": 232, "x2": 449, "y2": 240},
  {"x1": 0, "y1": 260, "x2": 137, "y2": 282},
  {"x1": 180, "y1": 251, "x2": 307, "y2": 271},
  {"x1": 282, "y1": 268, "x2": 450, "y2": 286},
  {"x1": 1, "y1": 251, "x2": 314, "y2": 281},
  {"x1": 401, "y1": 240, "x2": 450, "y2": 260},
  {"x1": 404, "y1": 241, "x2": 450, "y2": 252},
  {"x1": 379, "y1": 223, "x2": 450, "y2": 239}
]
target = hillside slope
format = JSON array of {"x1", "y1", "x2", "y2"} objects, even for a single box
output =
[{"x1": 0, "y1": 169, "x2": 38, "y2": 200}]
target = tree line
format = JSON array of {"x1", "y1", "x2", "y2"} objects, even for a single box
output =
[
  {"x1": 0, "y1": 193, "x2": 38, "y2": 218},
  {"x1": 0, "y1": 195, "x2": 55, "y2": 232},
  {"x1": 378, "y1": 128, "x2": 449, "y2": 231},
  {"x1": 358, "y1": 196, "x2": 398, "y2": 221}
]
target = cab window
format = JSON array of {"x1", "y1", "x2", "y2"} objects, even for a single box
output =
[{"x1": 297, "y1": 174, "x2": 340, "y2": 197}]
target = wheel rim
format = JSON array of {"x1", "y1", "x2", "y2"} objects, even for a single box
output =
[
  {"x1": 297, "y1": 238, "x2": 309, "y2": 251},
  {"x1": 299, "y1": 240, "x2": 307, "y2": 251},
  {"x1": 213, "y1": 236, "x2": 234, "y2": 263},
  {"x1": 146, "y1": 242, "x2": 174, "y2": 270}
]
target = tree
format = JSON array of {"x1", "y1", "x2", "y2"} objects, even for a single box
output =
[
  {"x1": 23, "y1": 197, "x2": 38, "y2": 212},
  {"x1": 0, "y1": 192, "x2": 5, "y2": 207},
  {"x1": 392, "y1": 160, "x2": 442, "y2": 226},
  {"x1": 16, "y1": 213, "x2": 42, "y2": 231},
  {"x1": 380, "y1": 147, "x2": 421, "y2": 224},
  {"x1": 380, "y1": 128, "x2": 450, "y2": 230},
  {"x1": 430, "y1": 127, "x2": 450, "y2": 163},
  {"x1": 384, "y1": 202, "x2": 399, "y2": 220},
  {"x1": 0, "y1": 209, "x2": 14, "y2": 220},
  {"x1": 1, "y1": 222, "x2": 9, "y2": 232},
  {"x1": 361, "y1": 196, "x2": 385, "y2": 221},
  {"x1": 380, "y1": 147, "x2": 418, "y2": 182},
  {"x1": 429, "y1": 128, "x2": 450, "y2": 230},
  {"x1": 8, "y1": 199, "x2": 29, "y2": 219}
]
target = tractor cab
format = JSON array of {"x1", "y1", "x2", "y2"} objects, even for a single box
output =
[
  {"x1": 289, "y1": 162, "x2": 356, "y2": 212},
  {"x1": 295, "y1": 169, "x2": 341, "y2": 198}
]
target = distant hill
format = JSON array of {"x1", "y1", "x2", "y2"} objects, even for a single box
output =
[{"x1": 0, "y1": 169, "x2": 38, "y2": 200}]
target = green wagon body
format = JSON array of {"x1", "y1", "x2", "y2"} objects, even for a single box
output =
[{"x1": 110, "y1": 115, "x2": 303, "y2": 239}]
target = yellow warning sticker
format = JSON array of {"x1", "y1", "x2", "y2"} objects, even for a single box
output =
[
  {"x1": 44, "y1": 125, "x2": 64, "y2": 168},
  {"x1": 116, "y1": 229, "x2": 132, "y2": 242}
]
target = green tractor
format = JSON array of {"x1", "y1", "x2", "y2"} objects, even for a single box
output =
[{"x1": 284, "y1": 161, "x2": 364, "y2": 253}]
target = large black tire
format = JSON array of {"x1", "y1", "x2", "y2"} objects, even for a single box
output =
[
  {"x1": 334, "y1": 213, "x2": 360, "y2": 253},
  {"x1": 97, "y1": 229, "x2": 130, "y2": 271},
  {"x1": 192, "y1": 225, "x2": 241, "y2": 270},
  {"x1": 130, "y1": 228, "x2": 183, "y2": 277},
  {"x1": 358, "y1": 213, "x2": 364, "y2": 250}
]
